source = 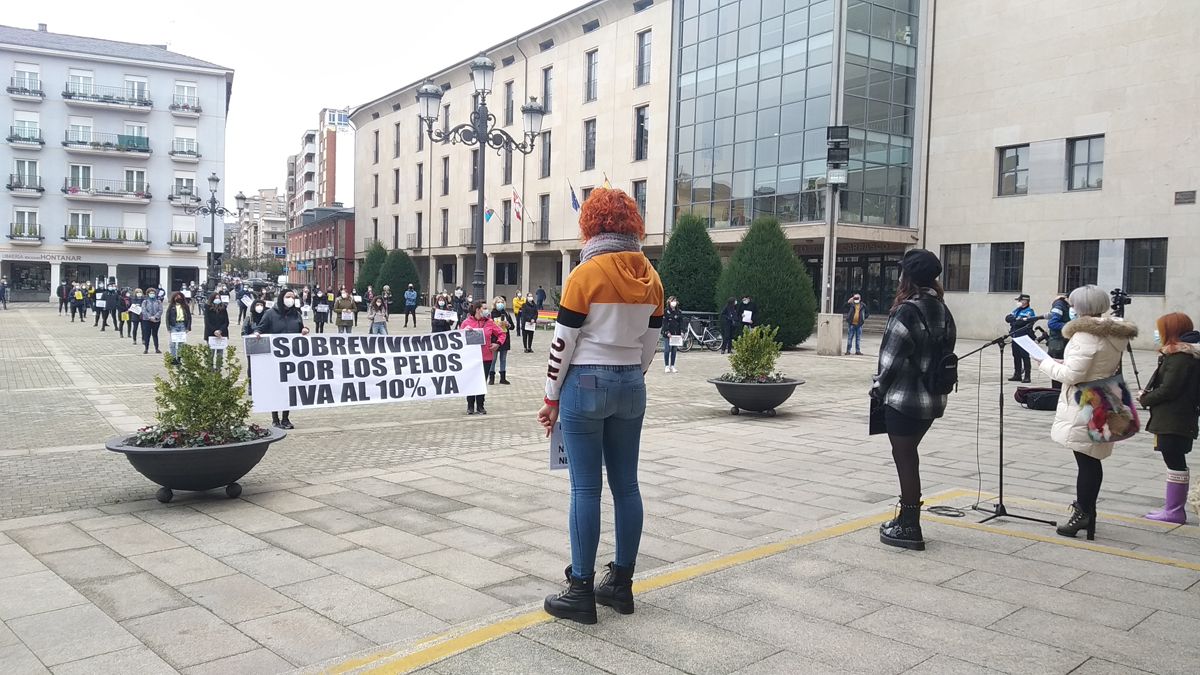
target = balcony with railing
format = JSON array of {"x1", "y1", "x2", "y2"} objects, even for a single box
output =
[
  {"x1": 6, "y1": 126, "x2": 43, "y2": 147},
  {"x1": 62, "y1": 225, "x2": 150, "y2": 248},
  {"x1": 169, "y1": 230, "x2": 200, "y2": 251},
  {"x1": 459, "y1": 227, "x2": 476, "y2": 249},
  {"x1": 62, "y1": 178, "x2": 151, "y2": 204},
  {"x1": 168, "y1": 138, "x2": 201, "y2": 162},
  {"x1": 167, "y1": 185, "x2": 202, "y2": 207},
  {"x1": 406, "y1": 233, "x2": 422, "y2": 251},
  {"x1": 527, "y1": 220, "x2": 551, "y2": 244},
  {"x1": 8, "y1": 222, "x2": 43, "y2": 245},
  {"x1": 62, "y1": 82, "x2": 152, "y2": 111},
  {"x1": 8, "y1": 76, "x2": 44, "y2": 101},
  {"x1": 6, "y1": 174, "x2": 43, "y2": 196},
  {"x1": 62, "y1": 130, "x2": 151, "y2": 157},
  {"x1": 168, "y1": 94, "x2": 201, "y2": 117}
]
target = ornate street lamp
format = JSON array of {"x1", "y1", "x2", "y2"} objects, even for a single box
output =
[
  {"x1": 185, "y1": 172, "x2": 246, "y2": 291},
  {"x1": 416, "y1": 54, "x2": 545, "y2": 302}
]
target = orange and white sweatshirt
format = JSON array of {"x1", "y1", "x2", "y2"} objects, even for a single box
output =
[{"x1": 545, "y1": 251, "x2": 664, "y2": 402}]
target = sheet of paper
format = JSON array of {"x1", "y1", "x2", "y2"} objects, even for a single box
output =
[
  {"x1": 549, "y1": 421, "x2": 567, "y2": 471},
  {"x1": 1014, "y1": 335, "x2": 1050, "y2": 362},
  {"x1": 241, "y1": 294, "x2": 254, "y2": 308}
]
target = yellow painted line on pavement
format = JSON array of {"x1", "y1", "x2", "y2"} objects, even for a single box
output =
[
  {"x1": 325, "y1": 489, "x2": 975, "y2": 674},
  {"x1": 926, "y1": 515, "x2": 1200, "y2": 572}
]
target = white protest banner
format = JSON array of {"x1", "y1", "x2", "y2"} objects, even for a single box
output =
[
  {"x1": 317, "y1": 303, "x2": 330, "y2": 313},
  {"x1": 208, "y1": 336, "x2": 229, "y2": 350},
  {"x1": 549, "y1": 421, "x2": 567, "y2": 471},
  {"x1": 129, "y1": 304, "x2": 142, "y2": 315},
  {"x1": 241, "y1": 295, "x2": 254, "y2": 308},
  {"x1": 245, "y1": 330, "x2": 486, "y2": 413},
  {"x1": 170, "y1": 331, "x2": 188, "y2": 344},
  {"x1": 434, "y1": 309, "x2": 457, "y2": 322},
  {"x1": 95, "y1": 299, "x2": 106, "y2": 309}
]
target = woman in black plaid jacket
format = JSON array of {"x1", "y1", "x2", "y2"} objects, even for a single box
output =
[{"x1": 870, "y1": 249, "x2": 957, "y2": 551}]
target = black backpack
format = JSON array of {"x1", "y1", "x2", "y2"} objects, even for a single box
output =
[{"x1": 906, "y1": 301, "x2": 958, "y2": 395}]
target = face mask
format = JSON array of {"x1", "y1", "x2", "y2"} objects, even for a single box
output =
[
  {"x1": 467, "y1": 296, "x2": 474, "y2": 302},
  {"x1": 455, "y1": 290, "x2": 463, "y2": 297},
  {"x1": 148, "y1": 293, "x2": 156, "y2": 299},
  {"x1": 284, "y1": 298, "x2": 296, "y2": 308},
  {"x1": 437, "y1": 301, "x2": 446, "y2": 307},
  {"x1": 742, "y1": 298, "x2": 750, "y2": 304},
  {"x1": 527, "y1": 296, "x2": 533, "y2": 302},
  {"x1": 670, "y1": 301, "x2": 678, "y2": 308},
  {"x1": 1153, "y1": 330, "x2": 1161, "y2": 346},
  {"x1": 341, "y1": 293, "x2": 348, "y2": 299},
  {"x1": 255, "y1": 305, "x2": 264, "y2": 313},
  {"x1": 212, "y1": 299, "x2": 222, "y2": 305},
  {"x1": 497, "y1": 303, "x2": 506, "y2": 311},
  {"x1": 1068, "y1": 308, "x2": 1078, "y2": 320}
]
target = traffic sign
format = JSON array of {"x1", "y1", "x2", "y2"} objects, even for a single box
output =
[{"x1": 273, "y1": 246, "x2": 287, "y2": 258}]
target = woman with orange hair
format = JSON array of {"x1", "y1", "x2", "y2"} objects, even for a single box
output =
[
  {"x1": 537, "y1": 188, "x2": 663, "y2": 625},
  {"x1": 1138, "y1": 312, "x2": 1200, "y2": 524}
]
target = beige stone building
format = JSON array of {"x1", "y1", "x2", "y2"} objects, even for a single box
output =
[
  {"x1": 235, "y1": 188, "x2": 287, "y2": 265},
  {"x1": 921, "y1": 0, "x2": 1200, "y2": 345}
]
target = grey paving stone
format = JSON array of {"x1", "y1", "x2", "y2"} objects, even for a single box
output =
[
  {"x1": 1129, "y1": 610, "x2": 1200, "y2": 647},
  {"x1": 51, "y1": 646, "x2": 175, "y2": 675},
  {"x1": 277, "y1": 574, "x2": 403, "y2": 624},
  {"x1": 992, "y1": 607, "x2": 1200, "y2": 675},
  {"x1": 311, "y1": 548, "x2": 427, "y2": 588},
  {"x1": 76, "y1": 571, "x2": 192, "y2": 621},
  {"x1": 335, "y1": 476, "x2": 416, "y2": 498},
  {"x1": 37, "y1": 545, "x2": 137, "y2": 583},
  {"x1": 349, "y1": 607, "x2": 450, "y2": 646},
  {"x1": 850, "y1": 605, "x2": 1087, "y2": 675},
  {"x1": 1015, "y1": 542, "x2": 1200, "y2": 590},
  {"x1": 129, "y1": 547, "x2": 236, "y2": 586},
  {"x1": 805, "y1": 538, "x2": 969, "y2": 585},
  {"x1": 258, "y1": 525, "x2": 357, "y2": 559},
  {"x1": 479, "y1": 574, "x2": 561, "y2": 606},
  {"x1": 220, "y1": 547, "x2": 328, "y2": 588},
  {"x1": 730, "y1": 651, "x2": 852, "y2": 675},
  {"x1": 523, "y1": 621, "x2": 688, "y2": 675},
  {"x1": 406, "y1": 548, "x2": 525, "y2": 588},
  {"x1": 641, "y1": 578, "x2": 757, "y2": 620},
  {"x1": 0, "y1": 622, "x2": 16, "y2": 648},
  {"x1": 71, "y1": 514, "x2": 142, "y2": 532},
  {"x1": 191, "y1": 502, "x2": 301, "y2": 535},
  {"x1": 242, "y1": 490, "x2": 326, "y2": 514},
  {"x1": 123, "y1": 606, "x2": 258, "y2": 669},
  {"x1": 430, "y1": 635, "x2": 608, "y2": 675},
  {"x1": 289, "y1": 506, "x2": 377, "y2": 535},
  {"x1": 921, "y1": 540, "x2": 1088, "y2": 588},
  {"x1": 943, "y1": 570, "x2": 1154, "y2": 630},
  {"x1": 0, "y1": 643, "x2": 50, "y2": 675},
  {"x1": 1066, "y1": 658, "x2": 1155, "y2": 675},
  {"x1": 0, "y1": 570, "x2": 88, "y2": 620},
  {"x1": 236, "y1": 608, "x2": 373, "y2": 668},
  {"x1": 343, "y1": 525, "x2": 446, "y2": 558},
  {"x1": 822, "y1": 569, "x2": 1020, "y2": 627},
  {"x1": 177, "y1": 573, "x2": 299, "y2": 624},
  {"x1": 364, "y1": 506, "x2": 458, "y2": 535},
  {"x1": 380, "y1": 575, "x2": 511, "y2": 624},
  {"x1": 901, "y1": 654, "x2": 1007, "y2": 675},
  {"x1": 496, "y1": 547, "x2": 572, "y2": 582},
  {"x1": 0, "y1": 542, "x2": 47, "y2": 578},
  {"x1": 514, "y1": 526, "x2": 571, "y2": 553},
  {"x1": 7, "y1": 523, "x2": 97, "y2": 555},
  {"x1": 9, "y1": 604, "x2": 138, "y2": 667},
  {"x1": 704, "y1": 558, "x2": 884, "y2": 625},
  {"x1": 427, "y1": 525, "x2": 531, "y2": 559},
  {"x1": 172, "y1": 524, "x2": 270, "y2": 558},
  {"x1": 1063, "y1": 572, "x2": 1200, "y2": 621},
  {"x1": 180, "y1": 647, "x2": 293, "y2": 675},
  {"x1": 313, "y1": 490, "x2": 396, "y2": 514},
  {"x1": 636, "y1": 533, "x2": 711, "y2": 562},
  {"x1": 387, "y1": 490, "x2": 473, "y2": 514},
  {"x1": 87, "y1": 522, "x2": 185, "y2": 557},
  {"x1": 442, "y1": 507, "x2": 538, "y2": 535}
]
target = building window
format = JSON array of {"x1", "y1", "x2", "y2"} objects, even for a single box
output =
[
  {"x1": 372, "y1": 217, "x2": 379, "y2": 242},
  {"x1": 393, "y1": 122, "x2": 401, "y2": 157},
  {"x1": 1069, "y1": 135, "x2": 1104, "y2": 191},
  {"x1": 1124, "y1": 238, "x2": 1167, "y2": 295},
  {"x1": 636, "y1": 30, "x2": 652, "y2": 86},
  {"x1": 441, "y1": 157, "x2": 450, "y2": 195},
  {"x1": 941, "y1": 244, "x2": 971, "y2": 292},
  {"x1": 471, "y1": 149, "x2": 480, "y2": 191},
  {"x1": 442, "y1": 104, "x2": 450, "y2": 134},
  {"x1": 173, "y1": 81, "x2": 197, "y2": 108},
  {"x1": 417, "y1": 122, "x2": 424, "y2": 152},
  {"x1": 632, "y1": 180, "x2": 647, "y2": 218},
  {"x1": 1059, "y1": 240, "x2": 1099, "y2": 292},
  {"x1": 416, "y1": 212, "x2": 423, "y2": 248},
  {"x1": 634, "y1": 106, "x2": 649, "y2": 161},
  {"x1": 997, "y1": 145, "x2": 1029, "y2": 196},
  {"x1": 989, "y1": 242, "x2": 1025, "y2": 293},
  {"x1": 372, "y1": 174, "x2": 379, "y2": 207},
  {"x1": 372, "y1": 130, "x2": 379, "y2": 163},
  {"x1": 582, "y1": 187, "x2": 594, "y2": 203},
  {"x1": 416, "y1": 163, "x2": 423, "y2": 199},
  {"x1": 540, "y1": 131, "x2": 552, "y2": 178},
  {"x1": 393, "y1": 168, "x2": 400, "y2": 203},
  {"x1": 583, "y1": 119, "x2": 597, "y2": 171},
  {"x1": 393, "y1": 215, "x2": 400, "y2": 248},
  {"x1": 504, "y1": 81, "x2": 515, "y2": 126},
  {"x1": 502, "y1": 148, "x2": 513, "y2": 185},
  {"x1": 441, "y1": 209, "x2": 449, "y2": 247},
  {"x1": 539, "y1": 193, "x2": 551, "y2": 232},
  {"x1": 542, "y1": 67, "x2": 553, "y2": 113},
  {"x1": 501, "y1": 199, "x2": 512, "y2": 242},
  {"x1": 584, "y1": 50, "x2": 599, "y2": 102},
  {"x1": 495, "y1": 262, "x2": 518, "y2": 285}
]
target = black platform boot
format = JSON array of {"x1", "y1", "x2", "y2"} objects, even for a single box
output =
[
  {"x1": 879, "y1": 502, "x2": 925, "y2": 551},
  {"x1": 500, "y1": 371, "x2": 511, "y2": 385},
  {"x1": 1056, "y1": 501, "x2": 1095, "y2": 541},
  {"x1": 544, "y1": 566, "x2": 597, "y2": 624},
  {"x1": 271, "y1": 412, "x2": 281, "y2": 428},
  {"x1": 595, "y1": 562, "x2": 635, "y2": 615}
]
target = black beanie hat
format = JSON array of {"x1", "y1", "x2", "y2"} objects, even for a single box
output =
[{"x1": 899, "y1": 248, "x2": 942, "y2": 286}]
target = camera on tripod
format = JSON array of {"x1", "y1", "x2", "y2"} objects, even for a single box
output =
[{"x1": 1110, "y1": 288, "x2": 1132, "y2": 317}]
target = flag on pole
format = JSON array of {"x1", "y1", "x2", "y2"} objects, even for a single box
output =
[
  {"x1": 484, "y1": 206, "x2": 495, "y2": 223},
  {"x1": 511, "y1": 189, "x2": 524, "y2": 223},
  {"x1": 568, "y1": 180, "x2": 581, "y2": 213},
  {"x1": 602, "y1": 173, "x2": 613, "y2": 189}
]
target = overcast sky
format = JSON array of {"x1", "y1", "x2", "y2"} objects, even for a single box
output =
[{"x1": 6, "y1": 0, "x2": 583, "y2": 204}]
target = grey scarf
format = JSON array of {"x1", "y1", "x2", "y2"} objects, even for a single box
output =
[{"x1": 579, "y1": 233, "x2": 641, "y2": 263}]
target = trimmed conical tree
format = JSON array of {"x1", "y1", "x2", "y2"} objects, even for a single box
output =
[
  {"x1": 658, "y1": 214, "x2": 722, "y2": 313},
  {"x1": 376, "y1": 249, "x2": 421, "y2": 312},
  {"x1": 716, "y1": 217, "x2": 817, "y2": 347},
  {"x1": 355, "y1": 241, "x2": 387, "y2": 293}
]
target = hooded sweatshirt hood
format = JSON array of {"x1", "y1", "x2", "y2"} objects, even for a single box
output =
[
  {"x1": 586, "y1": 251, "x2": 660, "y2": 306},
  {"x1": 1163, "y1": 330, "x2": 1200, "y2": 357}
]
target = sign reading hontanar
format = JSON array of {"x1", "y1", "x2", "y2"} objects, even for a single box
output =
[{"x1": 246, "y1": 331, "x2": 485, "y2": 413}]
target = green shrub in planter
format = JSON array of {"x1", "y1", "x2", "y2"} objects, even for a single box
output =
[{"x1": 720, "y1": 325, "x2": 786, "y2": 383}]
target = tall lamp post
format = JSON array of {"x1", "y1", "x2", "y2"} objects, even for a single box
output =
[
  {"x1": 185, "y1": 172, "x2": 246, "y2": 291},
  {"x1": 416, "y1": 55, "x2": 545, "y2": 302}
]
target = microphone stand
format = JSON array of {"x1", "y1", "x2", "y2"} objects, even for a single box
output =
[{"x1": 958, "y1": 325, "x2": 1058, "y2": 527}]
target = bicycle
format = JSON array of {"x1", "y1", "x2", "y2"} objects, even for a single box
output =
[{"x1": 680, "y1": 319, "x2": 722, "y2": 352}]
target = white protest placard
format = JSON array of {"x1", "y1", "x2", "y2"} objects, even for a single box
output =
[
  {"x1": 669, "y1": 335, "x2": 684, "y2": 347},
  {"x1": 302, "y1": 306, "x2": 312, "y2": 320},
  {"x1": 353, "y1": 295, "x2": 363, "y2": 303},
  {"x1": 208, "y1": 336, "x2": 229, "y2": 350},
  {"x1": 221, "y1": 295, "x2": 231, "y2": 304},
  {"x1": 95, "y1": 300, "x2": 107, "y2": 309},
  {"x1": 340, "y1": 310, "x2": 354, "y2": 322},
  {"x1": 170, "y1": 331, "x2": 188, "y2": 344},
  {"x1": 183, "y1": 291, "x2": 192, "y2": 299},
  {"x1": 435, "y1": 309, "x2": 457, "y2": 322},
  {"x1": 549, "y1": 421, "x2": 567, "y2": 470},
  {"x1": 742, "y1": 310, "x2": 753, "y2": 324},
  {"x1": 317, "y1": 303, "x2": 330, "y2": 313},
  {"x1": 245, "y1": 330, "x2": 486, "y2": 413},
  {"x1": 1014, "y1": 335, "x2": 1051, "y2": 362},
  {"x1": 241, "y1": 294, "x2": 254, "y2": 308},
  {"x1": 525, "y1": 322, "x2": 537, "y2": 331},
  {"x1": 129, "y1": 304, "x2": 142, "y2": 315}
]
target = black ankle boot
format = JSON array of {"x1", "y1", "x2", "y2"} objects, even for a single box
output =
[
  {"x1": 1008, "y1": 373, "x2": 1022, "y2": 382},
  {"x1": 271, "y1": 413, "x2": 281, "y2": 428},
  {"x1": 488, "y1": 372, "x2": 496, "y2": 385},
  {"x1": 1056, "y1": 501, "x2": 1095, "y2": 541},
  {"x1": 499, "y1": 371, "x2": 510, "y2": 385},
  {"x1": 544, "y1": 566, "x2": 597, "y2": 624},
  {"x1": 880, "y1": 502, "x2": 925, "y2": 551},
  {"x1": 595, "y1": 562, "x2": 635, "y2": 614}
]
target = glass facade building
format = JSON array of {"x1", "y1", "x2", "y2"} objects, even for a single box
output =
[{"x1": 672, "y1": 0, "x2": 920, "y2": 230}]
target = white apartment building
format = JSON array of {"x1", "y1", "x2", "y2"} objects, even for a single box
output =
[
  {"x1": 921, "y1": 0, "x2": 1200, "y2": 345},
  {"x1": 286, "y1": 110, "x2": 353, "y2": 233},
  {"x1": 236, "y1": 188, "x2": 288, "y2": 263},
  {"x1": 0, "y1": 23, "x2": 233, "y2": 300},
  {"x1": 350, "y1": 0, "x2": 672, "y2": 300}
]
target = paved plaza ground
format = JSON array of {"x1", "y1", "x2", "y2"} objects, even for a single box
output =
[{"x1": 0, "y1": 304, "x2": 1197, "y2": 674}]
